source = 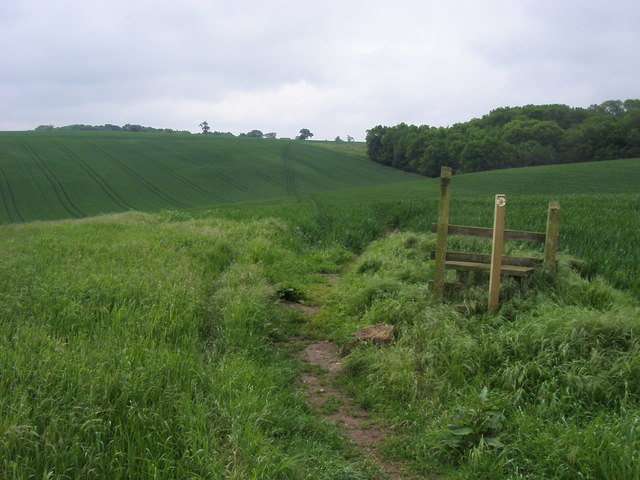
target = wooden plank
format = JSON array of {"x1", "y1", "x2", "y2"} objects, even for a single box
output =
[
  {"x1": 444, "y1": 260, "x2": 535, "y2": 277},
  {"x1": 433, "y1": 166, "x2": 452, "y2": 303},
  {"x1": 544, "y1": 201, "x2": 561, "y2": 272},
  {"x1": 488, "y1": 194, "x2": 507, "y2": 313},
  {"x1": 430, "y1": 223, "x2": 546, "y2": 243},
  {"x1": 430, "y1": 250, "x2": 542, "y2": 267}
]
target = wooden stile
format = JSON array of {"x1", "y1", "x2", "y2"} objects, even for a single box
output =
[
  {"x1": 433, "y1": 166, "x2": 452, "y2": 302},
  {"x1": 488, "y1": 195, "x2": 507, "y2": 313},
  {"x1": 430, "y1": 224, "x2": 546, "y2": 243},
  {"x1": 429, "y1": 251, "x2": 542, "y2": 267},
  {"x1": 544, "y1": 201, "x2": 561, "y2": 272},
  {"x1": 430, "y1": 166, "x2": 561, "y2": 314}
]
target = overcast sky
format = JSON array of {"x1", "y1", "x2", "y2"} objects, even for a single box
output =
[{"x1": 1, "y1": 0, "x2": 638, "y2": 140}]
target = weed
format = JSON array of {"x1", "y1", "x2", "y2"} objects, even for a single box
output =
[
  {"x1": 277, "y1": 285, "x2": 304, "y2": 303},
  {"x1": 439, "y1": 387, "x2": 506, "y2": 462}
]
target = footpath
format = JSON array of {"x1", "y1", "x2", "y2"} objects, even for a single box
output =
[{"x1": 283, "y1": 275, "x2": 435, "y2": 480}]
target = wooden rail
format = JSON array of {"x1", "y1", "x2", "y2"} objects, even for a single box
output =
[{"x1": 430, "y1": 224, "x2": 547, "y2": 243}]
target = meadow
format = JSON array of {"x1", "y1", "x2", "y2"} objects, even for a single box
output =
[{"x1": 0, "y1": 133, "x2": 639, "y2": 478}]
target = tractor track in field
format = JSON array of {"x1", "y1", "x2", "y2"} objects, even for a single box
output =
[
  {"x1": 20, "y1": 141, "x2": 86, "y2": 219},
  {"x1": 145, "y1": 148, "x2": 230, "y2": 203},
  {"x1": 88, "y1": 142, "x2": 192, "y2": 209},
  {"x1": 117, "y1": 142, "x2": 218, "y2": 199},
  {"x1": 253, "y1": 170, "x2": 287, "y2": 189},
  {"x1": 55, "y1": 142, "x2": 134, "y2": 212},
  {"x1": 175, "y1": 143, "x2": 257, "y2": 197},
  {"x1": 0, "y1": 165, "x2": 24, "y2": 223},
  {"x1": 281, "y1": 143, "x2": 300, "y2": 200}
]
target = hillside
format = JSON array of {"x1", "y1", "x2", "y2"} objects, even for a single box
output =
[{"x1": 0, "y1": 131, "x2": 414, "y2": 224}]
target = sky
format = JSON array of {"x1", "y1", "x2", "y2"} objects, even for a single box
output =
[{"x1": 1, "y1": 0, "x2": 639, "y2": 140}]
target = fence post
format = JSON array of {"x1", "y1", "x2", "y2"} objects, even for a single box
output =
[
  {"x1": 433, "y1": 166, "x2": 452, "y2": 302},
  {"x1": 544, "y1": 201, "x2": 561, "y2": 272},
  {"x1": 488, "y1": 194, "x2": 507, "y2": 313}
]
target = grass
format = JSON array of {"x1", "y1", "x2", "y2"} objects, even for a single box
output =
[
  {"x1": 186, "y1": 190, "x2": 638, "y2": 295},
  {"x1": 0, "y1": 135, "x2": 639, "y2": 478},
  {"x1": 309, "y1": 232, "x2": 639, "y2": 479},
  {"x1": 0, "y1": 214, "x2": 381, "y2": 479}
]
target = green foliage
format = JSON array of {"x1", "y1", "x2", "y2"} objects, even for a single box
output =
[
  {"x1": 366, "y1": 99, "x2": 640, "y2": 175},
  {"x1": 245, "y1": 129, "x2": 264, "y2": 138},
  {"x1": 277, "y1": 285, "x2": 304, "y2": 303},
  {"x1": 440, "y1": 387, "x2": 506, "y2": 460},
  {"x1": 36, "y1": 123, "x2": 188, "y2": 133},
  {"x1": 296, "y1": 128, "x2": 314, "y2": 140}
]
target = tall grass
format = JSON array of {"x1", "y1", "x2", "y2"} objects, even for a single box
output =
[
  {"x1": 309, "y1": 232, "x2": 639, "y2": 479},
  {"x1": 0, "y1": 213, "x2": 379, "y2": 479},
  {"x1": 193, "y1": 189, "x2": 639, "y2": 295}
]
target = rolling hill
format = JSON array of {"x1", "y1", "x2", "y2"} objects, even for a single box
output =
[{"x1": 0, "y1": 131, "x2": 415, "y2": 224}]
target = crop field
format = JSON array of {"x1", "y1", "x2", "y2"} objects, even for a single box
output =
[
  {"x1": 0, "y1": 133, "x2": 639, "y2": 479},
  {"x1": 186, "y1": 158, "x2": 640, "y2": 294},
  {"x1": 0, "y1": 131, "x2": 413, "y2": 224}
]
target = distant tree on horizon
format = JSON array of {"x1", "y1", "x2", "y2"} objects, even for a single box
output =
[
  {"x1": 199, "y1": 121, "x2": 210, "y2": 134},
  {"x1": 296, "y1": 128, "x2": 313, "y2": 140}
]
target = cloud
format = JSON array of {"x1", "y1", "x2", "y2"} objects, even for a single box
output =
[{"x1": 1, "y1": 0, "x2": 639, "y2": 139}]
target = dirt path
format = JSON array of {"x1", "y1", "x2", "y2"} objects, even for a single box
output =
[
  {"x1": 285, "y1": 283, "x2": 427, "y2": 479},
  {"x1": 298, "y1": 339, "x2": 411, "y2": 479}
]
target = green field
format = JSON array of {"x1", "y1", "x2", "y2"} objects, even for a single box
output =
[
  {"x1": 1, "y1": 134, "x2": 639, "y2": 479},
  {"x1": 183, "y1": 158, "x2": 639, "y2": 295},
  {"x1": 0, "y1": 131, "x2": 412, "y2": 224}
]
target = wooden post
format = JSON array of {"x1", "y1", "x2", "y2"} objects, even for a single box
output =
[
  {"x1": 433, "y1": 166, "x2": 452, "y2": 302},
  {"x1": 544, "y1": 201, "x2": 561, "y2": 272},
  {"x1": 488, "y1": 194, "x2": 507, "y2": 313}
]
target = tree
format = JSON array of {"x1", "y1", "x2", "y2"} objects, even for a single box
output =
[
  {"x1": 590, "y1": 100, "x2": 625, "y2": 117},
  {"x1": 199, "y1": 121, "x2": 210, "y2": 134},
  {"x1": 296, "y1": 128, "x2": 313, "y2": 140},
  {"x1": 246, "y1": 129, "x2": 264, "y2": 138},
  {"x1": 334, "y1": 136, "x2": 344, "y2": 142},
  {"x1": 347, "y1": 135, "x2": 354, "y2": 142},
  {"x1": 264, "y1": 132, "x2": 277, "y2": 139}
]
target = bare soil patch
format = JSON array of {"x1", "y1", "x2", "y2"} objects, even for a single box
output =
[{"x1": 283, "y1": 301, "x2": 320, "y2": 315}]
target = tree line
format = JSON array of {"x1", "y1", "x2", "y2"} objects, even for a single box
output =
[
  {"x1": 199, "y1": 122, "x2": 314, "y2": 140},
  {"x1": 35, "y1": 124, "x2": 191, "y2": 134},
  {"x1": 366, "y1": 99, "x2": 640, "y2": 176}
]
